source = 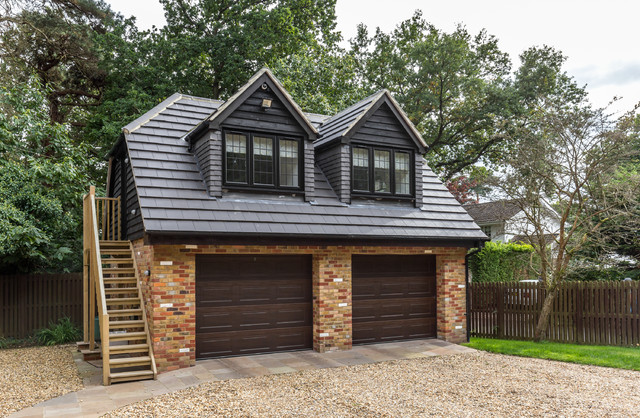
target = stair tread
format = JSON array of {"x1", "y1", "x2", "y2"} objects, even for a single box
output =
[
  {"x1": 106, "y1": 297, "x2": 139, "y2": 302},
  {"x1": 109, "y1": 331, "x2": 146, "y2": 337},
  {"x1": 110, "y1": 343, "x2": 148, "y2": 351},
  {"x1": 110, "y1": 370, "x2": 154, "y2": 378},
  {"x1": 109, "y1": 320, "x2": 144, "y2": 326},
  {"x1": 105, "y1": 287, "x2": 138, "y2": 293},
  {"x1": 108, "y1": 309, "x2": 142, "y2": 314},
  {"x1": 109, "y1": 356, "x2": 151, "y2": 365}
]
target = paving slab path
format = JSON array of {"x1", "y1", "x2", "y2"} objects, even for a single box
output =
[{"x1": 11, "y1": 339, "x2": 472, "y2": 417}]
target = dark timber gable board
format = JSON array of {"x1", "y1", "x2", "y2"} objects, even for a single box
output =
[
  {"x1": 315, "y1": 144, "x2": 350, "y2": 204},
  {"x1": 350, "y1": 102, "x2": 416, "y2": 149},
  {"x1": 220, "y1": 86, "x2": 306, "y2": 136}
]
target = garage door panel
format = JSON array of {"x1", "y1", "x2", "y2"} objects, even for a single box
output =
[
  {"x1": 196, "y1": 326, "x2": 312, "y2": 358},
  {"x1": 197, "y1": 303, "x2": 312, "y2": 332},
  {"x1": 353, "y1": 297, "x2": 436, "y2": 322},
  {"x1": 197, "y1": 279, "x2": 311, "y2": 307},
  {"x1": 196, "y1": 254, "x2": 312, "y2": 359},
  {"x1": 353, "y1": 318, "x2": 437, "y2": 344},
  {"x1": 352, "y1": 255, "x2": 437, "y2": 344}
]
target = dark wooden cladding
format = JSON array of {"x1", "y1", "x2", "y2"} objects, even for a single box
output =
[
  {"x1": 351, "y1": 103, "x2": 416, "y2": 149},
  {"x1": 315, "y1": 144, "x2": 350, "y2": 203},
  {"x1": 108, "y1": 143, "x2": 143, "y2": 240},
  {"x1": 352, "y1": 255, "x2": 437, "y2": 344},
  {"x1": 0, "y1": 273, "x2": 83, "y2": 339},
  {"x1": 193, "y1": 130, "x2": 223, "y2": 198},
  {"x1": 221, "y1": 87, "x2": 305, "y2": 135},
  {"x1": 470, "y1": 281, "x2": 640, "y2": 346},
  {"x1": 196, "y1": 254, "x2": 312, "y2": 359}
]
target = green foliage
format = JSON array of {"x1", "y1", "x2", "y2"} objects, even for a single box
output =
[
  {"x1": 464, "y1": 338, "x2": 640, "y2": 371},
  {"x1": 36, "y1": 317, "x2": 81, "y2": 346},
  {"x1": 155, "y1": 0, "x2": 338, "y2": 100},
  {"x1": 0, "y1": 78, "x2": 97, "y2": 272},
  {"x1": 350, "y1": 11, "x2": 516, "y2": 180},
  {"x1": 469, "y1": 241, "x2": 537, "y2": 283},
  {"x1": 271, "y1": 44, "x2": 366, "y2": 115},
  {"x1": 0, "y1": 336, "x2": 39, "y2": 349},
  {"x1": 565, "y1": 267, "x2": 640, "y2": 282}
]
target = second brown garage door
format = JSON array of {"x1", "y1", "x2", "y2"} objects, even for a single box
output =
[
  {"x1": 352, "y1": 255, "x2": 437, "y2": 344},
  {"x1": 196, "y1": 254, "x2": 312, "y2": 359}
]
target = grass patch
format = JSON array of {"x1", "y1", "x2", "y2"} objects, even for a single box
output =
[{"x1": 463, "y1": 338, "x2": 640, "y2": 371}]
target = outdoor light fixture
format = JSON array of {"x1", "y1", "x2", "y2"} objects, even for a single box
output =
[
  {"x1": 261, "y1": 98, "x2": 272, "y2": 109},
  {"x1": 144, "y1": 270, "x2": 150, "y2": 276}
]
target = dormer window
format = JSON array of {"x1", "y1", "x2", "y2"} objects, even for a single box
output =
[
  {"x1": 224, "y1": 131, "x2": 301, "y2": 190},
  {"x1": 351, "y1": 146, "x2": 413, "y2": 197}
]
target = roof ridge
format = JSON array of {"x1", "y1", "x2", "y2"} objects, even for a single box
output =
[{"x1": 123, "y1": 93, "x2": 184, "y2": 134}]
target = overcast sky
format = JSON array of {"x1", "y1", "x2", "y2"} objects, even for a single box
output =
[{"x1": 106, "y1": 0, "x2": 640, "y2": 115}]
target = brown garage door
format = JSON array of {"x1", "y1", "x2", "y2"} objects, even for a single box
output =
[
  {"x1": 196, "y1": 254, "x2": 312, "y2": 359},
  {"x1": 352, "y1": 255, "x2": 436, "y2": 344}
]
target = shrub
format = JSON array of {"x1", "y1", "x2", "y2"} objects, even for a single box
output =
[
  {"x1": 36, "y1": 317, "x2": 81, "y2": 346},
  {"x1": 469, "y1": 241, "x2": 538, "y2": 283},
  {"x1": 565, "y1": 267, "x2": 640, "y2": 282}
]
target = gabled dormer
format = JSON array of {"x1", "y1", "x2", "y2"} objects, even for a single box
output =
[
  {"x1": 187, "y1": 68, "x2": 318, "y2": 200},
  {"x1": 315, "y1": 90, "x2": 426, "y2": 206}
]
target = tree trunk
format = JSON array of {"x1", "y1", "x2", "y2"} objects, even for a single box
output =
[{"x1": 534, "y1": 288, "x2": 556, "y2": 342}]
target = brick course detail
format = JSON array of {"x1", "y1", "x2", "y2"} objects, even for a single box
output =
[{"x1": 132, "y1": 240, "x2": 468, "y2": 372}]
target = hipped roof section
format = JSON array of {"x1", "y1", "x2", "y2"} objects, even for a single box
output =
[{"x1": 315, "y1": 89, "x2": 427, "y2": 152}]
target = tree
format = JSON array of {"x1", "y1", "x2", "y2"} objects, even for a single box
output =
[
  {"x1": 0, "y1": 78, "x2": 98, "y2": 272},
  {"x1": 494, "y1": 98, "x2": 639, "y2": 341},
  {"x1": 155, "y1": 0, "x2": 339, "y2": 100},
  {"x1": 350, "y1": 11, "x2": 515, "y2": 180},
  {"x1": 271, "y1": 43, "x2": 365, "y2": 115},
  {"x1": 0, "y1": 0, "x2": 113, "y2": 125}
]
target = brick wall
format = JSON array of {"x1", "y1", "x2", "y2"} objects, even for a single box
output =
[{"x1": 132, "y1": 240, "x2": 468, "y2": 372}]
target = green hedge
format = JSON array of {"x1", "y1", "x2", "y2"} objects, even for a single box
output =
[
  {"x1": 565, "y1": 267, "x2": 640, "y2": 282},
  {"x1": 469, "y1": 241, "x2": 537, "y2": 283}
]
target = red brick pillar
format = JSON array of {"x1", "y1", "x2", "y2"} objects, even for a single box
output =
[
  {"x1": 436, "y1": 249, "x2": 468, "y2": 343},
  {"x1": 313, "y1": 247, "x2": 352, "y2": 352}
]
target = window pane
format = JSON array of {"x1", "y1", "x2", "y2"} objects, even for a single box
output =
[
  {"x1": 395, "y1": 152, "x2": 410, "y2": 194},
  {"x1": 352, "y1": 148, "x2": 369, "y2": 191},
  {"x1": 374, "y1": 150, "x2": 390, "y2": 193},
  {"x1": 225, "y1": 133, "x2": 247, "y2": 183},
  {"x1": 279, "y1": 139, "x2": 298, "y2": 187},
  {"x1": 253, "y1": 136, "x2": 274, "y2": 185}
]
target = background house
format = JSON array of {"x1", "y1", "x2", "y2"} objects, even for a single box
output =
[{"x1": 464, "y1": 200, "x2": 561, "y2": 243}]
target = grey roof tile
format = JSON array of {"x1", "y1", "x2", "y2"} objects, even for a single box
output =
[{"x1": 122, "y1": 91, "x2": 485, "y2": 241}]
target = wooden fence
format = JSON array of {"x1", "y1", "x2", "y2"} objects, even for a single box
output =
[
  {"x1": 0, "y1": 273, "x2": 83, "y2": 339},
  {"x1": 469, "y1": 281, "x2": 640, "y2": 346}
]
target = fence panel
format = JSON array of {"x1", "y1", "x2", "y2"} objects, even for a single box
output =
[
  {"x1": 469, "y1": 281, "x2": 640, "y2": 346},
  {"x1": 0, "y1": 273, "x2": 83, "y2": 339}
]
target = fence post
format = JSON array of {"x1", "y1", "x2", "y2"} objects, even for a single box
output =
[
  {"x1": 497, "y1": 284, "x2": 505, "y2": 339},
  {"x1": 575, "y1": 282, "x2": 583, "y2": 344}
]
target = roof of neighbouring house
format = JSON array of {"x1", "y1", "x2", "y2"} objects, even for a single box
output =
[
  {"x1": 118, "y1": 90, "x2": 486, "y2": 243},
  {"x1": 464, "y1": 200, "x2": 522, "y2": 224}
]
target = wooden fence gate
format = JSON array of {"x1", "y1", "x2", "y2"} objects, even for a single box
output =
[
  {"x1": 0, "y1": 273, "x2": 83, "y2": 339},
  {"x1": 469, "y1": 281, "x2": 640, "y2": 346}
]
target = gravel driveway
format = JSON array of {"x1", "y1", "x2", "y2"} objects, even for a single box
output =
[
  {"x1": 0, "y1": 345, "x2": 82, "y2": 417},
  {"x1": 106, "y1": 351, "x2": 640, "y2": 417}
]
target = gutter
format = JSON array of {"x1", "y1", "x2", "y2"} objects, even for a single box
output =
[{"x1": 465, "y1": 241, "x2": 485, "y2": 342}]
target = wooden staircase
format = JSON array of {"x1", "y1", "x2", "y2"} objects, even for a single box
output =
[
  {"x1": 83, "y1": 186, "x2": 157, "y2": 385},
  {"x1": 99, "y1": 240, "x2": 157, "y2": 384}
]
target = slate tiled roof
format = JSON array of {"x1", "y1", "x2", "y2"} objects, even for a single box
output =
[
  {"x1": 464, "y1": 200, "x2": 522, "y2": 224},
  {"x1": 122, "y1": 93, "x2": 486, "y2": 241},
  {"x1": 314, "y1": 91, "x2": 383, "y2": 148}
]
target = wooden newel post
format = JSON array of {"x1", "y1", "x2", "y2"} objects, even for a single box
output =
[{"x1": 88, "y1": 186, "x2": 96, "y2": 350}]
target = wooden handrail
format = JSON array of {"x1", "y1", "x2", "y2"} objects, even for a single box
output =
[
  {"x1": 130, "y1": 242, "x2": 158, "y2": 378},
  {"x1": 88, "y1": 189, "x2": 110, "y2": 385}
]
